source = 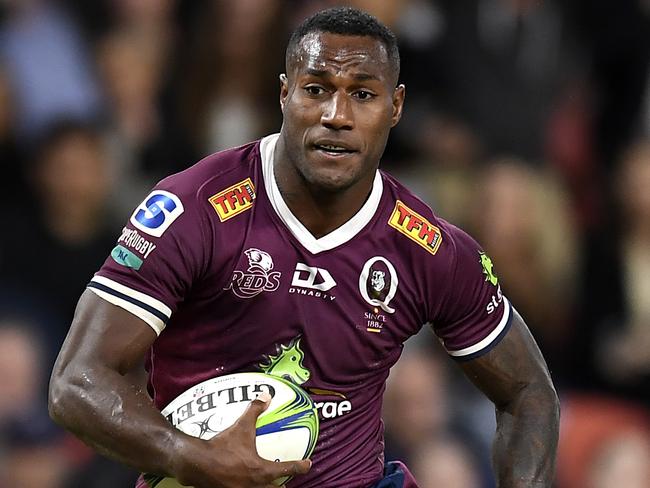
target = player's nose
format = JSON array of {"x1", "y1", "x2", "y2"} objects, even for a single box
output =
[{"x1": 321, "y1": 91, "x2": 353, "y2": 130}]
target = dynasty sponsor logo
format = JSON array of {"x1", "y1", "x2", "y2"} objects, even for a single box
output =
[
  {"x1": 289, "y1": 263, "x2": 337, "y2": 301},
  {"x1": 388, "y1": 200, "x2": 442, "y2": 256},
  {"x1": 209, "y1": 178, "x2": 256, "y2": 222},
  {"x1": 225, "y1": 248, "x2": 281, "y2": 298},
  {"x1": 117, "y1": 227, "x2": 157, "y2": 258}
]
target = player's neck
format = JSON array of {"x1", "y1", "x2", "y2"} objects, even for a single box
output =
[
  {"x1": 274, "y1": 142, "x2": 374, "y2": 239},
  {"x1": 281, "y1": 185, "x2": 372, "y2": 239}
]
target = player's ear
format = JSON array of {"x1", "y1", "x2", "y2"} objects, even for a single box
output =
[
  {"x1": 279, "y1": 74, "x2": 289, "y2": 111},
  {"x1": 391, "y1": 84, "x2": 405, "y2": 127}
]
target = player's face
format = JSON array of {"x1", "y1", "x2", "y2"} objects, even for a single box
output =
[{"x1": 279, "y1": 32, "x2": 405, "y2": 193}]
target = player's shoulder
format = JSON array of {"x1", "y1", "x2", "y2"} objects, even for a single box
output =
[
  {"x1": 380, "y1": 170, "x2": 473, "y2": 258},
  {"x1": 127, "y1": 140, "x2": 261, "y2": 238}
]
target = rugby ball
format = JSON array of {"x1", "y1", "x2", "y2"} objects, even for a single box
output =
[{"x1": 144, "y1": 372, "x2": 319, "y2": 487}]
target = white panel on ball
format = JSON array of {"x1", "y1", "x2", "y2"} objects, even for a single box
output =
[{"x1": 143, "y1": 372, "x2": 319, "y2": 488}]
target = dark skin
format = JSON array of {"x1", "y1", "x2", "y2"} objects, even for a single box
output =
[
  {"x1": 50, "y1": 292, "x2": 307, "y2": 488},
  {"x1": 49, "y1": 32, "x2": 559, "y2": 487},
  {"x1": 461, "y1": 309, "x2": 559, "y2": 487}
]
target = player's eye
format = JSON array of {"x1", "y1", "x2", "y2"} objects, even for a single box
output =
[
  {"x1": 304, "y1": 85, "x2": 325, "y2": 96},
  {"x1": 353, "y1": 90, "x2": 375, "y2": 101}
]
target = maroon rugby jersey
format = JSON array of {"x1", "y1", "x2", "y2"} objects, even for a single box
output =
[{"x1": 89, "y1": 134, "x2": 512, "y2": 488}]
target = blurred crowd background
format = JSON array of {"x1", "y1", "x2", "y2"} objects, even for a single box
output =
[{"x1": 0, "y1": 0, "x2": 649, "y2": 487}]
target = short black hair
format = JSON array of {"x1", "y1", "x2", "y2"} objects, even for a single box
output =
[{"x1": 286, "y1": 7, "x2": 400, "y2": 82}]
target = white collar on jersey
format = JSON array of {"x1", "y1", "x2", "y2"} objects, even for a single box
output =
[{"x1": 260, "y1": 133, "x2": 384, "y2": 254}]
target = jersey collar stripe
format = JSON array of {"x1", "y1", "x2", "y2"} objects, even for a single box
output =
[
  {"x1": 90, "y1": 275, "x2": 172, "y2": 317},
  {"x1": 447, "y1": 297, "x2": 512, "y2": 357},
  {"x1": 260, "y1": 133, "x2": 384, "y2": 254},
  {"x1": 87, "y1": 286, "x2": 166, "y2": 335}
]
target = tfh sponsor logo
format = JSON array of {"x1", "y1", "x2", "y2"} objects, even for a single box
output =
[
  {"x1": 225, "y1": 248, "x2": 281, "y2": 298},
  {"x1": 209, "y1": 178, "x2": 256, "y2": 222},
  {"x1": 388, "y1": 200, "x2": 442, "y2": 255}
]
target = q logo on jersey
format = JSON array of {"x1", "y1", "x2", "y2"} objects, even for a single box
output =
[
  {"x1": 359, "y1": 256, "x2": 399, "y2": 314},
  {"x1": 130, "y1": 190, "x2": 184, "y2": 237}
]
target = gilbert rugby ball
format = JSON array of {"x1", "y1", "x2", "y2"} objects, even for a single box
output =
[{"x1": 144, "y1": 372, "x2": 319, "y2": 487}]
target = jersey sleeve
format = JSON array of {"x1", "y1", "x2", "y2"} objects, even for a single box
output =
[
  {"x1": 431, "y1": 223, "x2": 513, "y2": 361},
  {"x1": 87, "y1": 181, "x2": 211, "y2": 335}
]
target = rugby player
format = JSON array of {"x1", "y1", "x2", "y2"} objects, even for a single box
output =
[{"x1": 49, "y1": 7, "x2": 559, "y2": 487}]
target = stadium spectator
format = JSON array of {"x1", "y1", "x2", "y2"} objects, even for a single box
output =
[
  {"x1": 0, "y1": 0, "x2": 102, "y2": 141},
  {"x1": 410, "y1": 436, "x2": 485, "y2": 488},
  {"x1": 574, "y1": 139, "x2": 650, "y2": 404},
  {"x1": 470, "y1": 158, "x2": 578, "y2": 375},
  {"x1": 177, "y1": 0, "x2": 286, "y2": 154},
  {"x1": 0, "y1": 318, "x2": 68, "y2": 487},
  {"x1": 383, "y1": 346, "x2": 451, "y2": 464},
  {"x1": 557, "y1": 394, "x2": 650, "y2": 488},
  {"x1": 0, "y1": 62, "x2": 27, "y2": 210},
  {"x1": 383, "y1": 343, "x2": 494, "y2": 486},
  {"x1": 93, "y1": 0, "x2": 192, "y2": 183},
  {"x1": 0, "y1": 119, "x2": 118, "y2": 362},
  {"x1": 393, "y1": 0, "x2": 581, "y2": 164}
]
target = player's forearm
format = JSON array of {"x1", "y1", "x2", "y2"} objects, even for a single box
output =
[
  {"x1": 49, "y1": 363, "x2": 194, "y2": 476},
  {"x1": 492, "y1": 381, "x2": 559, "y2": 487}
]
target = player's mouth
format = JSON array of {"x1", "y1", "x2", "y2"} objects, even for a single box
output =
[{"x1": 312, "y1": 142, "x2": 358, "y2": 157}]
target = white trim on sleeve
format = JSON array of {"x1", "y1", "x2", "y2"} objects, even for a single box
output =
[
  {"x1": 447, "y1": 297, "x2": 512, "y2": 357},
  {"x1": 87, "y1": 275, "x2": 173, "y2": 335}
]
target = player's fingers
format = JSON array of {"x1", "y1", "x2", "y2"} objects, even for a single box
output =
[
  {"x1": 267, "y1": 458, "x2": 312, "y2": 478},
  {"x1": 235, "y1": 392, "x2": 272, "y2": 433}
]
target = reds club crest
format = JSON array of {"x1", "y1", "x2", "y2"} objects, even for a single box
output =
[{"x1": 225, "y1": 248, "x2": 282, "y2": 299}]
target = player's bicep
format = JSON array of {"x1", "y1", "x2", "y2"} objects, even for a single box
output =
[
  {"x1": 458, "y1": 309, "x2": 554, "y2": 409},
  {"x1": 55, "y1": 289, "x2": 157, "y2": 377}
]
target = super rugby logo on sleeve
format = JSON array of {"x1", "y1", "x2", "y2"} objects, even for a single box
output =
[
  {"x1": 209, "y1": 178, "x2": 256, "y2": 222},
  {"x1": 130, "y1": 190, "x2": 184, "y2": 237},
  {"x1": 388, "y1": 200, "x2": 442, "y2": 256}
]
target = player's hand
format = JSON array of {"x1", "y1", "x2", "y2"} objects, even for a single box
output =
[{"x1": 173, "y1": 392, "x2": 312, "y2": 488}]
